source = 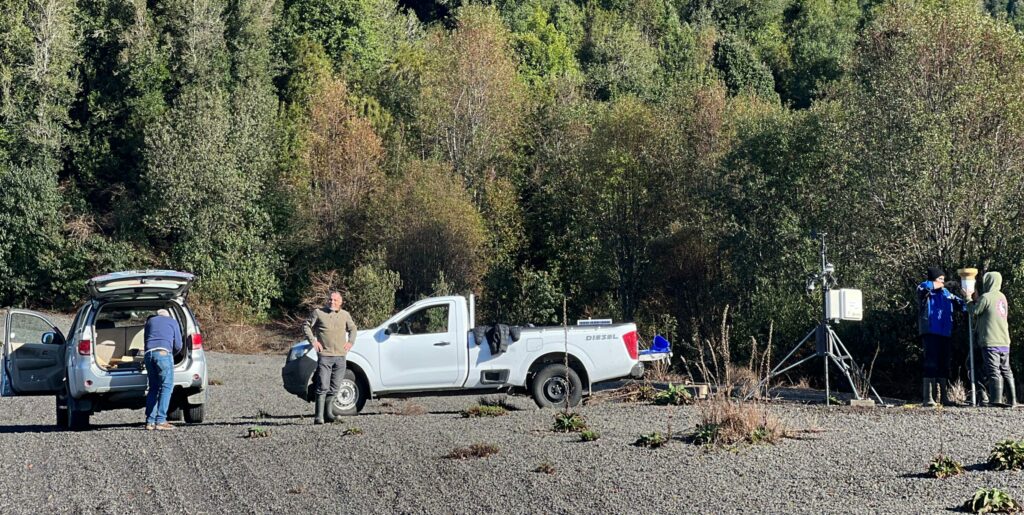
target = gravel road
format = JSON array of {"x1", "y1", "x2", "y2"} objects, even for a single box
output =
[{"x1": 1, "y1": 314, "x2": 1023, "y2": 514}]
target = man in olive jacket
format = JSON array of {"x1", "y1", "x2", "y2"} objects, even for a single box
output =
[
  {"x1": 969, "y1": 272, "x2": 1017, "y2": 407},
  {"x1": 303, "y1": 291, "x2": 358, "y2": 424}
]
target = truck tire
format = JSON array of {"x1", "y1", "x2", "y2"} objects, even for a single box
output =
[
  {"x1": 184, "y1": 404, "x2": 204, "y2": 423},
  {"x1": 329, "y1": 369, "x2": 367, "y2": 417},
  {"x1": 531, "y1": 364, "x2": 582, "y2": 409}
]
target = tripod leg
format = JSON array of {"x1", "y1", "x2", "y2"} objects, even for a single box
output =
[{"x1": 744, "y1": 327, "x2": 817, "y2": 400}]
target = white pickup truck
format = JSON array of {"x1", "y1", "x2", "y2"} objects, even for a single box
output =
[{"x1": 282, "y1": 295, "x2": 651, "y2": 417}]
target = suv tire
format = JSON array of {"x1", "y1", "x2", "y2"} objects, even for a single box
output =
[
  {"x1": 184, "y1": 404, "x2": 204, "y2": 423},
  {"x1": 531, "y1": 363, "x2": 582, "y2": 409},
  {"x1": 55, "y1": 395, "x2": 69, "y2": 428},
  {"x1": 167, "y1": 406, "x2": 184, "y2": 422}
]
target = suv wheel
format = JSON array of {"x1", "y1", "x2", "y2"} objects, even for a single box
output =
[
  {"x1": 167, "y1": 406, "x2": 184, "y2": 422},
  {"x1": 184, "y1": 404, "x2": 204, "y2": 423},
  {"x1": 67, "y1": 394, "x2": 91, "y2": 431},
  {"x1": 55, "y1": 394, "x2": 68, "y2": 428}
]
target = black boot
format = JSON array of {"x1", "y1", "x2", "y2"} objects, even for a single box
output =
[
  {"x1": 939, "y1": 379, "x2": 955, "y2": 406},
  {"x1": 988, "y1": 378, "x2": 1004, "y2": 407},
  {"x1": 1006, "y1": 380, "x2": 1018, "y2": 408},
  {"x1": 324, "y1": 395, "x2": 337, "y2": 423},
  {"x1": 314, "y1": 394, "x2": 326, "y2": 424}
]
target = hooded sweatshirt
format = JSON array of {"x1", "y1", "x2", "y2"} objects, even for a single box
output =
[
  {"x1": 970, "y1": 272, "x2": 1011, "y2": 348},
  {"x1": 917, "y1": 280, "x2": 966, "y2": 337}
]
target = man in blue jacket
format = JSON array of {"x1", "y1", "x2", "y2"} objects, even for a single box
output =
[
  {"x1": 918, "y1": 267, "x2": 967, "y2": 406},
  {"x1": 144, "y1": 309, "x2": 183, "y2": 430}
]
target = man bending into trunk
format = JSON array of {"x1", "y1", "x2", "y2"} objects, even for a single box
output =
[
  {"x1": 303, "y1": 291, "x2": 358, "y2": 424},
  {"x1": 144, "y1": 308, "x2": 182, "y2": 430}
]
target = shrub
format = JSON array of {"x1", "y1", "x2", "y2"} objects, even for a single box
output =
[
  {"x1": 445, "y1": 443, "x2": 499, "y2": 460},
  {"x1": 553, "y1": 412, "x2": 587, "y2": 433},
  {"x1": 621, "y1": 381, "x2": 659, "y2": 403},
  {"x1": 462, "y1": 404, "x2": 508, "y2": 418},
  {"x1": 692, "y1": 397, "x2": 787, "y2": 446},
  {"x1": 928, "y1": 455, "x2": 964, "y2": 479},
  {"x1": 654, "y1": 383, "x2": 694, "y2": 406},
  {"x1": 963, "y1": 488, "x2": 1021, "y2": 514},
  {"x1": 580, "y1": 429, "x2": 600, "y2": 442},
  {"x1": 634, "y1": 432, "x2": 668, "y2": 448},
  {"x1": 989, "y1": 440, "x2": 1024, "y2": 471}
]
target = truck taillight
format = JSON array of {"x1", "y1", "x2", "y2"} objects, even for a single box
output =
[
  {"x1": 622, "y1": 331, "x2": 638, "y2": 360},
  {"x1": 191, "y1": 333, "x2": 203, "y2": 350},
  {"x1": 78, "y1": 339, "x2": 92, "y2": 356}
]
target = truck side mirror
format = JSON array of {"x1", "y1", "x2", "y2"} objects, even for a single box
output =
[
  {"x1": 41, "y1": 331, "x2": 61, "y2": 345},
  {"x1": 385, "y1": 322, "x2": 400, "y2": 335}
]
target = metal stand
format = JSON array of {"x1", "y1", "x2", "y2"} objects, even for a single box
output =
[
  {"x1": 745, "y1": 232, "x2": 884, "y2": 405},
  {"x1": 968, "y1": 311, "x2": 977, "y2": 406},
  {"x1": 747, "y1": 322, "x2": 884, "y2": 405}
]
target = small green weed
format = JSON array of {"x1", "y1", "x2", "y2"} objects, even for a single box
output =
[
  {"x1": 445, "y1": 443, "x2": 499, "y2": 460},
  {"x1": 245, "y1": 426, "x2": 270, "y2": 438},
  {"x1": 927, "y1": 455, "x2": 964, "y2": 479},
  {"x1": 462, "y1": 405, "x2": 508, "y2": 418},
  {"x1": 963, "y1": 488, "x2": 1021, "y2": 513},
  {"x1": 342, "y1": 427, "x2": 364, "y2": 436},
  {"x1": 553, "y1": 412, "x2": 587, "y2": 433},
  {"x1": 989, "y1": 439, "x2": 1024, "y2": 471},
  {"x1": 654, "y1": 383, "x2": 693, "y2": 406},
  {"x1": 692, "y1": 423, "x2": 720, "y2": 446},
  {"x1": 634, "y1": 432, "x2": 668, "y2": 448},
  {"x1": 580, "y1": 429, "x2": 600, "y2": 442}
]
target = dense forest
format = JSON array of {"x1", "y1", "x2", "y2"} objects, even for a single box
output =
[{"x1": 3, "y1": 0, "x2": 1024, "y2": 390}]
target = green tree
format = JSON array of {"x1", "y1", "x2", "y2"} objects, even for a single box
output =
[{"x1": 0, "y1": 0, "x2": 80, "y2": 305}]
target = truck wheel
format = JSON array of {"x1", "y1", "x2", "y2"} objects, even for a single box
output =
[
  {"x1": 184, "y1": 404, "x2": 204, "y2": 423},
  {"x1": 531, "y1": 364, "x2": 582, "y2": 409},
  {"x1": 329, "y1": 369, "x2": 367, "y2": 417}
]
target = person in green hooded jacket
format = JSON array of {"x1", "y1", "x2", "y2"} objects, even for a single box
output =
[{"x1": 969, "y1": 271, "x2": 1018, "y2": 407}]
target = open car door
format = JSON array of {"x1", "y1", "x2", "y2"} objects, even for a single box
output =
[{"x1": 2, "y1": 309, "x2": 65, "y2": 396}]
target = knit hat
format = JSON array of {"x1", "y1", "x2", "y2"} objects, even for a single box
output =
[{"x1": 927, "y1": 266, "x2": 945, "y2": 281}]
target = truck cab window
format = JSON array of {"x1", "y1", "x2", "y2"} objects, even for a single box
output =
[{"x1": 397, "y1": 305, "x2": 449, "y2": 335}]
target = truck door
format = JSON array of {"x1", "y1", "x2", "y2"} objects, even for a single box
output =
[
  {"x1": 2, "y1": 309, "x2": 66, "y2": 396},
  {"x1": 379, "y1": 301, "x2": 459, "y2": 388}
]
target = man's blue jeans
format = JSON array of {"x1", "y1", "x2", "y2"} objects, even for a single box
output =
[{"x1": 145, "y1": 350, "x2": 175, "y2": 425}]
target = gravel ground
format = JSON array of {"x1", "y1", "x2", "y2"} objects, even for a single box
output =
[{"x1": 1, "y1": 313, "x2": 1023, "y2": 514}]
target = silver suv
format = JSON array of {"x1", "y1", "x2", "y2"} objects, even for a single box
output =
[{"x1": 1, "y1": 270, "x2": 208, "y2": 430}]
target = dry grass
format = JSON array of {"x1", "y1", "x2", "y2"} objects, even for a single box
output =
[
  {"x1": 947, "y1": 379, "x2": 967, "y2": 405},
  {"x1": 190, "y1": 299, "x2": 294, "y2": 354},
  {"x1": 394, "y1": 403, "x2": 427, "y2": 416},
  {"x1": 461, "y1": 405, "x2": 507, "y2": 418},
  {"x1": 692, "y1": 396, "x2": 788, "y2": 446},
  {"x1": 445, "y1": 443, "x2": 499, "y2": 460}
]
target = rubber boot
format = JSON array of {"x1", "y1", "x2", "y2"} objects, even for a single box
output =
[
  {"x1": 922, "y1": 378, "x2": 936, "y2": 407},
  {"x1": 314, "y1": 394, "x2": 326, "y2": 424},
  {"x1": 939, "y1": 379, "x2": 953, "y2": 406},
  {"x1": 988, "y1": 378, "x2": 1004, "y2": 407},
  {"x1": 324, "y1": 395, "x2": 337, "y2": 423},
  {"x1": 1006, "y1": 381, "x2": 1018, "y2": 408}
]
